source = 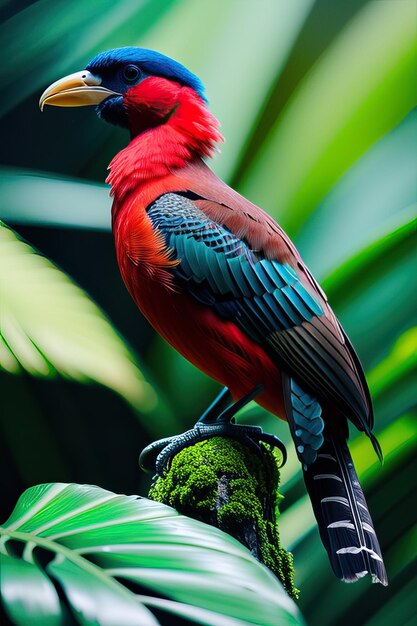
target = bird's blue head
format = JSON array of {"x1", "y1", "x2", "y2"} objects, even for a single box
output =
[{"x1": 39, "y1": 47, "x2": 206, "y2": 131}]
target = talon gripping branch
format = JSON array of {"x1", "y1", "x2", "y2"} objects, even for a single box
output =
[{"x1": 40, "y1": 47, "x2": 387, "y2": 586}]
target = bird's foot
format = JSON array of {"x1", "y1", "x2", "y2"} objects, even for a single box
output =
[{"x1": 139, "y1": 385, "x2": 287, "y2": 475}]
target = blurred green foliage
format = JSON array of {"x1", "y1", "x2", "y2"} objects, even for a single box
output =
[
  {"x1": 0, "y1": 222, "x2": 157, "y2": 413},
  {"x1": 0, "y1": 1, "x2": 416, "y2": 625}
]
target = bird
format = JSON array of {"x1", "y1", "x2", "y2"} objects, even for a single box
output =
[{"x1": 40, "y1": 47, "x2": 387, "y2": 586}]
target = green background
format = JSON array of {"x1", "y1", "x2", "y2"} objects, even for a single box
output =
[{"x1": 0, "y1": 1, "x2": 416, "y2": 625}]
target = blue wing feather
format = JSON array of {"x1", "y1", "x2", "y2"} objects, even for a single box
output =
[{"x1": 146, "y1": 193, "x2": 373, "y2": 435}]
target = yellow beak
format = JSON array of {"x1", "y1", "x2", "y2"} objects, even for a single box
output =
[{"x1": 39, "y1": 70, "x2": 120, "y2": 111}]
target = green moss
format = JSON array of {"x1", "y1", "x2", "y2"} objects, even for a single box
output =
[{"x1": 148, "y1": 436, "x2": 298, "y2": 599}]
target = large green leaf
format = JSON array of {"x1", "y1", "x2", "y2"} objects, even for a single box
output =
[
  {"x1": 322, "y1": 210, "x2": 417, "y2": 368},
  {"x1": 322, "y1": 214, "x2": 417, "y2": 307},
  {"x1": 240, "y1": 0, "x2": 417, "y2": 233},
  {"x1": 367, "y1": 327, "x2": 417, "y2": 427},
  {"x1": 0, "y1": 483, "x2": 304, "y2": 626},
  {"x1": 0, "y1": 222, "x2": 156, "y2": 414},
  {"x1": 295, "y1": 109, "x2": 417, "y2": 278},
  {"x1": 0, "y1": 168, "x2": 111, "y2": 231}
]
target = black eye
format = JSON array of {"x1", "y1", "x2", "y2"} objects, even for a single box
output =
[{"x1": 122, "y1": 64, "x2": 141, "y2": 83}]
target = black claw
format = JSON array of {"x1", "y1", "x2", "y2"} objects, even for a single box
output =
[
  {"x1": 139, "y1": 421, "x2": 287, "y2": 476},
  {"x1": 258, "y1": 432, "x2": 287, "y2": 467},
  {"x1": 139, "y1": 436, "x2": 178, "y2": 472},
  {"x1": 140, "y1": 384, "x2": 286, "y2": 475}
]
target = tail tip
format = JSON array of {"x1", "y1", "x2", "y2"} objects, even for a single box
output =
[
  {"x1": 341, "y1": 568, "x2": 388, "y2": 586},
  {"x1": 372, "y1": 572, "x2": 389, "y2": 586},
  {"x1": 368, "y1": 431, "x2": 384, "y2": 464}
]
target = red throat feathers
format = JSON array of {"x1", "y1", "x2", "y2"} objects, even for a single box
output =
[{"x1": 107, "y1": 77, "x2": 223, "y2": 200}]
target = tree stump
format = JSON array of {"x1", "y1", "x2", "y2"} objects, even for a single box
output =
[{"x1": 148, "y1": 436, "x2": 298, "y2": 599}]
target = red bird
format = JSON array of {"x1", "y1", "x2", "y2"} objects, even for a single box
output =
[{"x1": 40, "y1": 47, "x2": 387, "y2": 586}]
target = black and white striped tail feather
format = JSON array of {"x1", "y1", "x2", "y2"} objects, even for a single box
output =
[{"x1": 303, "y1": 433, "x2": 388, "y2": 585}]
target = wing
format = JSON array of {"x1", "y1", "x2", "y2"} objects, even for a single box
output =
[{"x1": 147, "y1": 192, "x2": 374, "y2": 435}]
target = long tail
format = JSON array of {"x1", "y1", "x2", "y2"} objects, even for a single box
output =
[{"x1": 303, "y1": 432, "x2": 388, "y2": 585}]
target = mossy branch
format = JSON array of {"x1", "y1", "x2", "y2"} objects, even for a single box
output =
[{"x1": 148, "y1": 436, "x2": 298, "y2": 599}]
